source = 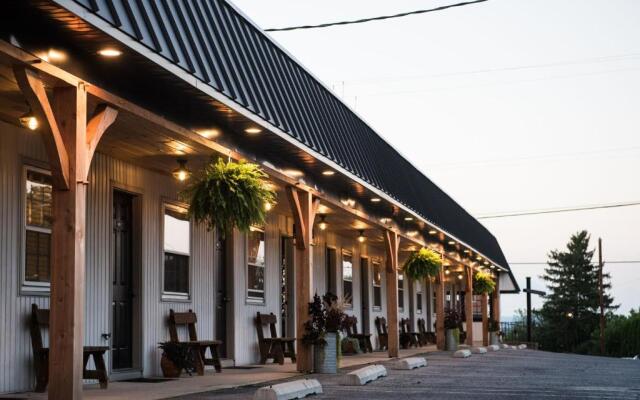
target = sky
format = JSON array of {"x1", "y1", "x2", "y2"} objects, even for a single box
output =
[{"x1": 231, "y1": 0, "x2": 640, "y2": 317}]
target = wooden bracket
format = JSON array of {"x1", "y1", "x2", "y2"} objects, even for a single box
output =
[
  {"x1": 286, "y1": 186, "x2": 319, "y2": 250},
  {"x1": 383, "y1": 230, "x2": 399, "y2": 273},
  {"x1": 13, "y1": 66, "x2": 69, "y2": 190},
  {"x1": 85, "y1": 103, "x2": 118, "y2": 180}
]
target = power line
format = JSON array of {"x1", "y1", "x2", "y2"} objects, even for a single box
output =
[
  {"x1": 475, "y1": 200, "x2": 640, "y2": 219},
  {"x1": 265, "y1": 0, "x2": 488, "y2": 32},
  {"x1": 510, "y1": 261, "x2": 640, "y2": 265}
]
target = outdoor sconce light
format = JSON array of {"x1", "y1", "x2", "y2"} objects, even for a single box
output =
[
  {"x1": 172, "y1": 159, "x2": 191, "y2": 182},
  {"x1": 457, "y1": 273, "x2": 463, "y2": 280},
  {"x1": 318, "y1": 215, "x2": 328, "y2": 230},
  {"x1": 566, "y1": 312, "x2": 574, "y2": 319},
  {"x1": 357, "y1": 230, "x2": 366, "y2": 243},
  {"x1": 264, "y1": 201, "x2": 273, "y2": 211},
  {"x1": 19, "y1": 109, "x2": 38, "y2": 131},
  {"x1": 444, "y1": 268, "x2": 450, "y2": 275}
]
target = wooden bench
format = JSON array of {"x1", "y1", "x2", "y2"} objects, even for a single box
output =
[
  {"x1": 400, "y1": 318, "x2": 420, "y2": 349},
  {"x1": 168, "y1": 309, "x2": 222, "y2": 375},
  {"x1": 255, "y1": 312, "x2": 296, "y2": 365},
  {"x1": 344, "y1": 316, "x2": 373, "y2": 353},
  {"x1": 374, "y1": 316, "x2": 388, "y2": 351},
  {"x1": 30, "y1": 304, "x2": 108, "y2": 392}
]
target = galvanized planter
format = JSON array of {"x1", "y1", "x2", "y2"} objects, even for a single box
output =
[
  {"x1": 445, "y1": 328, "x2": 459, "y2": 351},
  {"x1": 313, "y1": 332, "x2": 338, "y2": 373},
  {"x1": 489, "y1": 331, "x2": 500, "y2": 345}
]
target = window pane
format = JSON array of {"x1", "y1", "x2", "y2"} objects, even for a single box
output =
[
  {"x1": 342, "y1": 254, "x2": 353, "y2": 304},
  {"x1": 164, "y1": 208, "x2": 190, "y2": 255},
  {"x1": 398, "y1": 273, "x2": 404, "y2": 289},
  {"x1": 398, "y1": 274, "x2": 404, "y2": 309},
  {"x1": 25, "y1": 230, "x2": 50, "y2": 282},
  {"x1": 372, "y1": 263, "x2": 381, "y2": 286},
  {"x1": 417, "y1": 293, "x2": 423, "y2": 312},
  {"x1": 373, "y1": 286, "x2": 381, "y2": 308},
  {"x1": 248, "y1": 229, "x2": 265, "y2": 266},
  {"x1": 26, "y1": 170, "x2": 52, "y2": 229},
  {"x1": 248, "y1": 264, "x2": 265, "y2": 299},
  {"x1": 164, "y1": 252, "x2": 189, "y2": 294}
]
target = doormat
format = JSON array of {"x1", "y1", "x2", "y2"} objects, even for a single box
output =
[
  {"x1": 122, "y1": 377, "x2": 175, "y2": 383},
  {"x1": 224, "y1": 366, "x2": 260, "y2": 370}
]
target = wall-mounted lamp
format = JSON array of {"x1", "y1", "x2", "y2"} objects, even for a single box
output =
[
  {"x1": 172, "y1": 159, "x2": 191, "y2": 182},
  {"x1": 318, "y1": 215, "x2": 328, "y2": 231},
  {"x1": 19, "y1": 109, "x2": 38, "y2": 131},
  {"x1": 357, "y1": 230, "x2": 366, "y2": 243}
]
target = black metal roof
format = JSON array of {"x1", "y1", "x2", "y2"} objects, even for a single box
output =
[{"x1": 55, "y1": 0, "x2": 513, "y2": 273}]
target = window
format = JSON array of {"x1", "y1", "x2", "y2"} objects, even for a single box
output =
[
  {"x1": 247, "y1": 227, "x2": 266, "y2": 302},
  {"x1": 163, "y1": 204, "x2": 190, "y2": 299},
  {"x1": 416, "y1": 282, "x2": 423, "y2": 314},
  {"x1": 398, "y1": 273, "x2": 405, "y2": 311},
  {"x1": 372, "y1": 262, "x2": 382, "y2": 309},
  {"x1": 342, "y1": 252, "x2": 353, "y2": 306},
  {"x1": 473, "y1": 294, "x2": 482, "y2": 321},
  {"x1": 24, "y1": 167, "x2": 52, "y2": 290}
]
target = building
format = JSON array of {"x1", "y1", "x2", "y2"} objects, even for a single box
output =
[{"x1": 0, "y1": 0, "x2": 519, "y2": 398}]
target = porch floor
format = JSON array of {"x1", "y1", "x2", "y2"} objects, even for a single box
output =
[{"x1": 2, "y1": 347, "x2": 435, "y2": 400}]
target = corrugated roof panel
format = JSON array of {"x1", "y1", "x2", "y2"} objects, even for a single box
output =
[{"x1": 60, "y1": 0, "x2": 512, "y2": 270}]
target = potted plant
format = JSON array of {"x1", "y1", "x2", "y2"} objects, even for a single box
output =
[
  {"x1": 402, "y1": 248, "x2": 442, "y2": 280},
  {"x1": 181, "y1": 158, "x2": 276, "y2": 236},
  {"x1": 302, "y1": 292, "x2": 347, "y2": 373},
  {"x1": 158, "y1": 342, "x2": 197, "y2": 378},
  {"x1": 488, "y1": 319, "x2": 501, "y2": 345},
  {"x1": 444, "y1": 308, "x2": 461, "y2": 351},
  {"x1": 473, "y1": 270, "x2": 496, "y2": 295}
]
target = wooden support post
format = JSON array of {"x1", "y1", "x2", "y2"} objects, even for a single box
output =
[
  {"x1": 286, "y1": 187, "x2": 319, "y2": 373},
  {"x1": 491, "y1": 272, "x2": 501, "y2": 324},
  {"x1": 14, "y1": 67, "x2": 117, "y2": 399},
  {"x1": 435, "y1": 255, "x2": 445, "y2": 350},
  {"x1": 465, "y1": 266, "x2": 474, "y2": 346},
  {"x1": 383, "y1": 231, "x2": 399, "y2": 358},
  {"x1": 481, "y1": 293, "x2": 489, "y2": 346}
]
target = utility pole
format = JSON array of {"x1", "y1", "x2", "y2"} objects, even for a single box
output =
[
  {"x1": 598, "y1": 238, "x2": 605, "y2": 355},
  {"x1": 523, "y1": 277, "x2": 545, "y2": 343}
]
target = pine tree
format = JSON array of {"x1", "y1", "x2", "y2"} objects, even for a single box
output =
[{"x1": 537, "y1": 230, "x2": 617, "y2": 353}]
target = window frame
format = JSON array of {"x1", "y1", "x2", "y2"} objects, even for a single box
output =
[
  {"x1": 372, "y1": 260, "x2": 382, "y2": 311},
  {"x1": 341, "y1": 250, "x2": 353, "y2": 308},
  {"x1": 398, "y1": 273, "x2": 405, "y2": 312},
  {"x1": 21, "y1": 164, "x2": 53, "y2": 295},
  {"x1": 416, "y1": 281, "x2": 423, "y2": 314},
  {"x1": 246, "y1": 226, "x2": 267, "y2": 304},
  {"x1": 161, "y1": 201, "x2": 192, "y2": 302}
]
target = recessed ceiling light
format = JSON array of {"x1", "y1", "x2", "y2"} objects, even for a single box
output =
[
  {"x1": 476, "y1": 256, "x2": 482, "y2": 261},
  {"x1": 464, "y1": 249, "x2": 471, "y2": 254},
  {"x1": 404, "y1": 216, "x2": 413, "y2": 221},
  {"x1": 195, "y1": 129, "x2": 220, "y2": 139},
  {"x1": 370, "y1": 197, "x2": 381, "y2": 203},
  {"x1": 244, "y1": 127, "x2": 262, "y2": 134},
  {"x1": 379, "y1": 217, "x2": 391, "y2": 224},
  {"x1": 428, "y1": 229, "x2": 437, "y2": 235},
  {"x1": 322, "y1": 170, "x2": 335, "y2": 176},
  {"x1": 97, "y1": 48, "x2": 122, "y2": 57},
  {"x1": 407, "y1": 230, "x2": 418, "y2": 237},
  {"x1": 448, "y1": 240, "x2": 456, "y2": 245},
  {"x1": 283, "y1": 169, "x2": 303, "y2": 178}
]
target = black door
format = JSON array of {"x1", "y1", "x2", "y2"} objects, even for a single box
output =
[
  {"x1": 360, "y1": 257, "x2": 370, "y2": 334},
  {"x1": 112, "y1": 190, "x2": 134, "y2": 370},
  {"x1": 215, "y1": 232, "x2": 228, "y2": 358}
]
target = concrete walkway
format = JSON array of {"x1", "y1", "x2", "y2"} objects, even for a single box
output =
[{"x1": 177, "y1": 349, "x2": 640, "y2": 400}]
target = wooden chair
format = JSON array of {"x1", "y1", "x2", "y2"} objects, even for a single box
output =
[
  {"x1": 255, "y1": 312, "x2": 296, "y2": 365},
  {"x1": 374, "y1": 316, "x2": 388, "y2": 351},
  {"x1": 399, "y1": 318, "x2": 420, "y2": 349},
  {"x1": 417, "y1": 318, "x2": 430, "y2": 346},
  {"x1": 168, "y1": 309, "x2": 222, "y2": 375},
  {"x1": 344, "y1": 316, "x2": 373, "y2": 353},
  {"x1": 30, "y1": 304, "x2": 108, "y2": 392}
]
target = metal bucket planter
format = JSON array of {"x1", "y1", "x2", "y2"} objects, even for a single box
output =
[
  {"x1": 489, "y1": 331, "x2": 500, "y2": 345},
  {"x1": 314, "y1": 332, "x2": 338, "y2": 373},
  {"x1": 445, "y1": 328, "x2": 459, "y2": 351}
]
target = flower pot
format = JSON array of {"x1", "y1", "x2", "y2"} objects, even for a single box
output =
[
  {"x1": 445, "y1": 328, "x2": 459, "y2": 351},
  {"x1": 314, "y1": 332, "x2": 338, "y2": 373},
  {"x1": 489, "y1": 331, "x2": 500, "y2": 345},
  {"x1": 160, "y1": 354, "x2": 181, "y2": 378}
]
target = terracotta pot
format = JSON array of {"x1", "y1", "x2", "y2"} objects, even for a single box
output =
[{"x1": 161, "y1": 354, "x2": 181, "y2": 378}]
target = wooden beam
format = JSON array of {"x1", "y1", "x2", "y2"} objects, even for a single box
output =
[
  {"x1": 491, "y1": 272, "x2": 501, "y2": 323},
  {"x1": 286, "y1": 187, "x2": 317, "y2": 372},
  {"x1": 13, "y1": 66, "x2": 69, "y2": 190},
  {"x1": 49, "y1": 84, "x2": 88, "y2": 400},
  {"x1": 435, "y1": 254, "x2": 446, "y2": 350},
  {"x1": 383, "y1": 231, "x2": 399, "y2": 358},
  {"x1": 85, "y1": 103, "x2": 118, "y2": 180},
  {"x1": 465, "y1": 266, "x2": 474, "y2": 346},
  {"x1": 481, "y1": 293, "x2": 489, "y2": 346}
]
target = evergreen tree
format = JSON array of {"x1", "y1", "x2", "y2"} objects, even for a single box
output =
[{"x1": 537, "y1": 231, "x2": 617, "y2": 353}]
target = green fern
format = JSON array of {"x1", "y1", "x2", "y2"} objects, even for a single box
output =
[
  {"x1": 402, "y1": 248, "x2": 442, "y2": 280},
  {"x1": 473, "y1": 270, "x2": 496, "y2": 294},
  {"x1": 181, "y1": 158, "x2": 276, "y2": 236}
]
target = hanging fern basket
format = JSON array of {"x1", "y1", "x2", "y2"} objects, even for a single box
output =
[
  {"x1": 473, "y1": 270, "x2": 496, "y2": 294},
  {"x1": 402, "y1": 248, "x2": 442, "y2": 280},
  {"x1": 181, "y1": 158, "x2": 276, "y2": 237}
]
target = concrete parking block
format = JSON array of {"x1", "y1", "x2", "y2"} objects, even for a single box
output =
[
  {"x1": 254, "y1": 379, "x2": 322, "y2": 400},
  {"x1": 471, "y1": 347, "x2": 488, "y2": 354},
  {"x1": 390, "y1": 357, "x2": 427, "y2": 370},
  {"x1": 341, "y1": 364, "x2": 387, "y2": 386},
  {"x1": 453, "y1": 349, "x2": 472, "y2": 358}
]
